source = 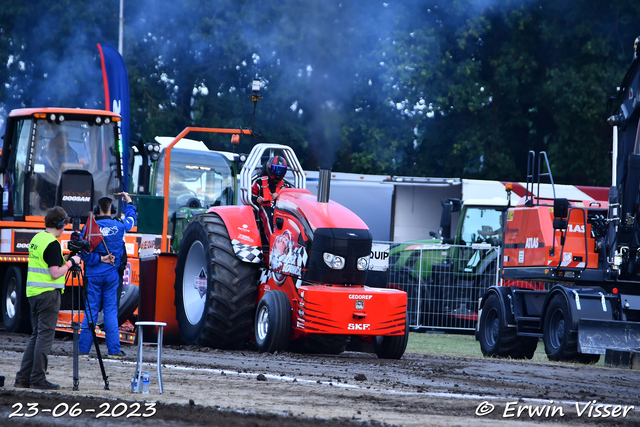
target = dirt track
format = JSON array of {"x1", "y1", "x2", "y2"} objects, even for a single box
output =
[{"x1": 1, "y1": 330, "x2": 639, "y2": 426}]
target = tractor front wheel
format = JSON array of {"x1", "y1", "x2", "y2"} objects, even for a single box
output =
[
  {"x1": 255, "y1": 290, "x2": 291, "y2": 353},
  {"x1": 373, "y1": 314, "x2": 408, "y2": 359}
]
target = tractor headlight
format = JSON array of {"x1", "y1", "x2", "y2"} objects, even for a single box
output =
[
  {"x1": 357, "y1": 256, "x2": 370, "y2": 271},
  {"x1": 323, "y1": 252, "x2": 345, "y2": 270}
]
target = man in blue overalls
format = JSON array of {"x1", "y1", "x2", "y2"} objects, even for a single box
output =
[{"x1": 79, "y1": 193, "x2": 136, "y2": 358}]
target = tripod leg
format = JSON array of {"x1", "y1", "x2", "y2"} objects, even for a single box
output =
[
  {"x1": 72, "y1": 321, "x2": 80, "y2": 390},
  {"x1": 81, "y1": 271, "x2": 110, "y2": 390},
  {"x1": 88, "y1": 320, "x2": 110, "y2": 390},
  {"x1": 69, "y1": 270, "x2": 80, "y2": 391}
]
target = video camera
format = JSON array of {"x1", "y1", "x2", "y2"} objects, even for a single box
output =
[{"x1": 68, "y1": 230, "x2": 90, "y2": 256}]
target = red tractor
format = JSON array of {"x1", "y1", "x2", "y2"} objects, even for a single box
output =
[{"x1": 172, "y1": 143, "x2": 408, "y2": 358}]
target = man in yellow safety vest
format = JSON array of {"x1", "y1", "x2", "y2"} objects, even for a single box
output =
[{"x1": 14, "y1": 206, "x2": 81, "y2": 390}]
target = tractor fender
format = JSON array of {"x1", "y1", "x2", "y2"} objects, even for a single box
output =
[
  {"x1": 476, "y1": 248, "x2": 499, "y2": 277},
  {"x1": 541, "y1": 285, "x2": 614, "y2": 331},
  {"x1": 209, "y1": 205, "x2": 263, "y2": 263},
  {"x1": 478, "y1": 285, "x2": 515, "y2": 329}
]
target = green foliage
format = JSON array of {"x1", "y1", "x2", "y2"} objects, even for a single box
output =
[{"x1": 1, "y1": 0, "x2": 639, "y2": 185}]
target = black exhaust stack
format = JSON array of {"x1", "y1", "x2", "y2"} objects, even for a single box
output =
[{"x1": 317, "y1": 169, "x2": 331, "y2": 203}]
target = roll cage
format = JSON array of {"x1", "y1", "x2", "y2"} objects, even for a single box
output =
[{"x1": 239, "y1": 143, "x2": 306, "y2": 210}]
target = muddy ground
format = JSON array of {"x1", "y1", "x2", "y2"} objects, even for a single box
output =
[{"x1": 0, "y1": 330, "x2": 639, "y2": 426}]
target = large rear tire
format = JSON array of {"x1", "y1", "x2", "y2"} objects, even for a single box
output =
[
  {"x1": 2, "y1": 266, "x2": 30, "y2": 333},
  {"x1": 543, "y1": 295, "x2": 599, "y2": 364},
  {"x1": 255, "y1": 290, "x2": 291, "y2": 353},
  {"x1": 478, "y1": 293, "x2": 537, "y2": 359},
  {"x1": 174, "y1": 214, "x2": 258, "y2": 349}
]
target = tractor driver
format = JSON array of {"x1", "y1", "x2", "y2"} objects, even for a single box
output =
[
  {"x1": 38, "y1": 130, "x2": 80, "y2": 209},
  {"x1": 251, "y1": 156, "x2": 291, "y2": 242},
  {"x1": 168, "y1": 169, "x2": 194, "y2": 211}
]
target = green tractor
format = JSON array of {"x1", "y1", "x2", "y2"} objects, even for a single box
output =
[{"x1": 388, "y1": 197, "x2": 508, "y2": 330}]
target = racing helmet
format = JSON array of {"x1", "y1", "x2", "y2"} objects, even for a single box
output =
[{"x1": 267, "y1": 156, "x2": 287, "y2": 181}]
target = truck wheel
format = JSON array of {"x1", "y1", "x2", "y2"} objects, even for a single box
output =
[
  {"x1": 478, "y1": 293, "x2": 537, "y2": 359},
  {"x1": 373, "y1": 315, "x2": 409, "y2": 359},
  {"x1": 96, "y1": 285, "x2": 139, "y2": 328},
  {"x1": 255, "y1": 290, "x2": 291, "y2": 353},
  {"x1": 2, "y1": 266, "x2": 30, "y2": 333},
  {"x1": 117, "y1": 285, "x2": 139, "y2": 326},
  {"x1": 174, "y1": 213, "x2": 258, "y2": 349},
  {"x1": 543, "y1": 295, "x2": 599, "y2": 363}
]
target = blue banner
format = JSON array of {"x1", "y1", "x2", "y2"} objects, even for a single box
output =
[{"x1": 97, "y1": 43, "x2": 130, "y2": 193}]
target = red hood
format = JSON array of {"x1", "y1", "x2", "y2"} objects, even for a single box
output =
[{"x1": 276, "y1": 188, "x2": 369, "y2": 231}]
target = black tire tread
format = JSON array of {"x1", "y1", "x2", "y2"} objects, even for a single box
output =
[
  {"x1": 255, "y1": 290, "x2": 291, "y2": 353},
  {"x1": 372, "y1": 312, "x2": 409, "y2": 359},
  {"x1": 543, "y1": 295, "x2": 600, "y2": 364},
  {"x1": 373, "y1": 331, "x2": 409, "y2": 359},
  {"x1": 478, "y1": 293, "x2": 538, "y2": 360},
  {"x1": 118, "y1": 285, "x2": 139, "y2": 326},
  {"x1": 201, "y1": 214, "x2": 258, "y2": 348},
  {"x1": 176, "y1": 213, "x2": 258, "y2": 349},
  {"x1": 2, "y1": 266, "x2": 30, "y2": 333}
]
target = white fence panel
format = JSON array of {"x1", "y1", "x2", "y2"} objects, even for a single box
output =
[{"x1": 373, "y1": 241, "x2": 500, "y2": 332}]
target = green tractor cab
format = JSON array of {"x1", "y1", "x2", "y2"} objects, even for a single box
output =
[{"x1": 388, "y1": 197, "x2": 508, "y2": 329}]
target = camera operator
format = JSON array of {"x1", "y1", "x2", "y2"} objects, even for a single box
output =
[
  {"x1": 78, "y1": 192, "x2": 136, "y2": 359},
  {"x1": 15, "y1": 207, "x2": 81, "y2": 390}
]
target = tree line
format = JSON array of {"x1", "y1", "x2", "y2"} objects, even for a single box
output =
[{"x1": 1, "y1": 0, "x2": 639, "y2": 186}]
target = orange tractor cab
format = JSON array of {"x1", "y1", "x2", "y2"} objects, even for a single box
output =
[
  {"x1": 141, "y1": 142, "x2": 408, "y2": 358},
  {"x1": 476, "y1": 148, "x2": 635, "y2": 362},
  {"x1": 477, "y1": 37, "x2": 640, "y2": 363},
  {"x1": 0, "y1": 108, "x2": 134, "y2": 338}
]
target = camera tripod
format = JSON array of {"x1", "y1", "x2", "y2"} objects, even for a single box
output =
[{"x1": 67, "y1": 263, "x2": 109, "y2": 391}]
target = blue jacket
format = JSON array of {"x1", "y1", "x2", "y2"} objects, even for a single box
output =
[{"x1": 81, "y1": 204, "x2": 137, "y2": 276}]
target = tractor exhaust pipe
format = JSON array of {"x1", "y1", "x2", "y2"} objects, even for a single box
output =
[{"x1": 317, "y1": 169, "x2": 331, "y2": 203}]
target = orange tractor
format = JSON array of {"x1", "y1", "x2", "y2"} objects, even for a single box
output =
[
  {"x1": 476, "y1": 37, "x2": 640, "y2": 362},
  {"x1": 0, "y1": 107, "x2": 138, "y2": 339}
]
